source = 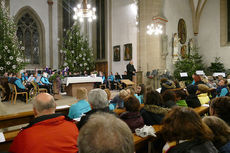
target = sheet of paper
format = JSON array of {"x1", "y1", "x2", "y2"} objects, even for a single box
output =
[
  {"x1": 213, "y1": 72, "x2": 226, "y2": 77},
  {"x1": 56, "y1": 105, "x2": 70, "y2": 109},
  {"x1": 202, "y1": 104, "x2": 209, "y2": 107},
  {"x1": 180, "y1": 72, "x2": 188, "y2": 77},
  {"x1": 196, "y1": 70, "x2": 205, "y2": 75},
  {"x1": 0, "y1": 132, "x2": 6, "y2": 143}
]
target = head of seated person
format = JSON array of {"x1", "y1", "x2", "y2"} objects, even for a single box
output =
[
  {"x1": 202, "y1": 116, "x2": 230, "y2": 150},
  {"x1": 33, "y1": 93, "x2": 56, "y2": 118},
  {"x1": 126, "y1": 87, "x2": 135, "y2": 96},
  {"x1": 197, "y1": 84, "x2": 210, "y2": 94},
  {"x1": 124, "y1": 96, "x2": 140, "y2": 112},
  {"x1": 210, "y1": 97, "x2": 230, "y2": 125},
  {"x1": 162, "y1": 90, "x2": 177, "y2": 108},
  {"x1": 160, "y1": 107, "x2": 216, "y2": 152},
  {"x1": 88, "y1": 88, "x2": 109, "y2": 109},
  {"x1": 78, "y1": 112, "x2": 134, "y2": 153},
  {"x1": 136, "y1": 84, "x2": 145, "y2": 96},
  {"x1": 76, "y1": 87, "x2": 88, "y2": 102},
  {"x1": 145, "y1": 88, "x2": 164, "y2": 107}
]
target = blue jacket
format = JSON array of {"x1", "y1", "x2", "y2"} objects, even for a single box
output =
[
  {"x1": 108, "y1": 75, "x2": 114, "y2": 82},
  {"x1": 22, "y1": 76, "x2": 28, "y2": 81},
  {"x1": 14, "y1": 77, "x2": 26, "y2": 89},
  {"x1": 216, "y1": 86, "x2": 229, "y2": 97},
  {"x1": 102, "y1": 76, "x2": 106, "y2": 84},
  {"x1": 68, "y1": 100, "x2": 92, "y2": 119},
  {"x1": 135, "y1": 94, "x2": 143, "y2": 104},
  {"x1": 41, "y1": 77, "x2": 51, "y2": 85}
]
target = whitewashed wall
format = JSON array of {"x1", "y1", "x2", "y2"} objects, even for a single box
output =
[
  {"x1": 198, "y1": 0, "x2": 230, "y2": 68},
  {"x1": 163, "y1": 0, "x2": 194, "y2": 72},
  {"x1": 110, "y1": 0, "x2": 138, "y2": 75},
  {"x1": 10, "y1": 0, "x2": 59, "y2": 68}
]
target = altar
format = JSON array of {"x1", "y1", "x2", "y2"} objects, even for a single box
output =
[{"x1": 63, "y1": 77, "x2": 103, "y2": 97}]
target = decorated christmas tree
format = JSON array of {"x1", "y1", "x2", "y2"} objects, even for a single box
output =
[
  {"x1": 60, "y1": 22, "x2": 95, "y2": 73},
  {"x1": 0, "y1": 2, "x2": 26, "y2": 75},
  {"x1": 174, "y1": 47, "x2": 205, "y2": 83}
]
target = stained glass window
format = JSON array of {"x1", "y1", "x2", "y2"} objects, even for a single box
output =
[{"x1": 17, "y1": 13, "x2": 40, "y2": 64}]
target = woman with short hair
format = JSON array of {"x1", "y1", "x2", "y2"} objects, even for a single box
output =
[{"x1": 120, "y1": 96, "x2": 144, "y2": 132}]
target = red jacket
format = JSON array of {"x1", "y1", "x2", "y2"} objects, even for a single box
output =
[{"x1": 9, "y1": 114, "x2": 79, "y2": 153}]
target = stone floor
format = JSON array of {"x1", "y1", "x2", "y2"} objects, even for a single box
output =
[{"x1": 0, "y1": 90, "x2": 119, "y2": 116}]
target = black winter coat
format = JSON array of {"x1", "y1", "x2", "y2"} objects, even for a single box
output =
[
  {"x1": 185, "y1": 95, "x2": 201, "y2": 108},
  {"x1": 168, "y1": 139, "x2": 218, "y2": 153}
]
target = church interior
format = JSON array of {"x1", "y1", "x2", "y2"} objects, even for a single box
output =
[{"x1": 1, "y1": 0, "x2": 230, "y2": 153}]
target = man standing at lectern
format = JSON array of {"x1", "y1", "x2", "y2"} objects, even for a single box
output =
[{"x1": 126, "y1": 60, "x2": 136, "y2": 81}]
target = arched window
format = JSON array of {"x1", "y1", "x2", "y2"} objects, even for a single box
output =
[{"x1": 17, "y1": 13, "x2": 40, "y2": 64}]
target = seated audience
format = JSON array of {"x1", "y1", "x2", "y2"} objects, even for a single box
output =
[
  {"x1": 197, "y1": 84, "x2": 211, "y2": 104},
  {"x1": 110, "y1": 89, "x2": 129, "y2": 108},
  {"x1": 160, "y1": 107, "x2": 218, "y2": 153},
  {"x1": 9, "y1": 93, "x2": 79, "y2": 153},
  {"x1": 185, "y1": 85, "x2": 201, "y2": 108},
  {"x1": 207, "y1": 76, "x2": 217, "y2": 88},
  {"x1": 160, "y1": 78, "x2": 176, "y2": 94},
  {"x1": 114, "y1": 72, "x2": 121, "y2": 82},
  {"x1": 162, "y1": 90, "x2": 177, "y2": 108},
  {"x1": 126, "y1": 86, "x2": 135, "y2": 96},
  {"x1": 8, "y1": 73, "x2": 17, "y2": 84},
  {"x1": 122, "y1": 71, "x2": 128, "y2": 79},
  {"x1": 120, "y1": 96, "x2": 144, "y2": 132},
  {"x1": 77, "y1": 88, "x2": 113, "y2": 130},
  {"x1": 135, "y1": 84, "x2": 145, "y2": 104},
  {"x1": 175, "y1": 89, "x2": 188, "y2": 107},
  {"x1": 194, "y1": 74, "x2": 205, "y2": 85},
  {"x1": 104, "y1": 89, "x2": 115, "y2": 111},
  {"x1": 107, "y1": 72, "x2": 115, "y2": 90},
  {"x1": 68, "y1": 88, "x2": 91, "y2": 119},
  {"x1": 14, "y1": 73, "x2": 29, "y2": 101},
  {"x1": 140, "y1": 89, "x2": 169, "y2": 125},
  {"x1": 210, "y1": 97, "x2": 230, "y2": 125},
  {"x1": 216, "y1": 79, "x2": 229, "y2": 97},
  {"x1": 203, "y1": 116, "x2": 230, "y2": 153},
  {"x1": 41, "y1": 72, "x2": 52, "y2": 93},
  {"x1": 78, "y1": 112, "x2": 134, "y2": 153}
]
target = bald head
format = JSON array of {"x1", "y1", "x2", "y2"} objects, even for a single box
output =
[{"x1": 33, "y1": 93, "x2": 56, "y2": 117}]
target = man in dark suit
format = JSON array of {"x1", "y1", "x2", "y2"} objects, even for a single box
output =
[{"x1": 126, "y1": 60, "x2": 136, "y2": 81}]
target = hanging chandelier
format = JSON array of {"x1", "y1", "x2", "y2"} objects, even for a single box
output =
[
  {"x1": 73, "y1": 0, "x2": 96, "y2": 23},
  {"x1": 146, "y1": 16, "x2": 168, "y2": 35}
]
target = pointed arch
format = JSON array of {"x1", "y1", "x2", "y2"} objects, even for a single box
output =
[{"x1": 14, "y1": 6, "x2": 46, "y2": 68}]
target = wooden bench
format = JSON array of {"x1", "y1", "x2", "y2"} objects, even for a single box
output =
[{"x1": 114, "y1": 105, "x2": 209, "y2": 116}]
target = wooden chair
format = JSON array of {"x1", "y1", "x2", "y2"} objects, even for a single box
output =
[
  {"x1": 11, "y1": 84, "x2": 28, "y2": 104},
  {"x1": 33, "y1": 82, "x2": 48, "y2": 93},
  {"x1": 7, "y1": 83, "x2": 14, "y2": 103}
]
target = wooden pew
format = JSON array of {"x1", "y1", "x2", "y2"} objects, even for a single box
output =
[
  {"x1": 114, "y1": 105, "x2": 209, "y2": 116},
  {"x1": 0, "y1": 107, "x2": 70, "y2": 152}
]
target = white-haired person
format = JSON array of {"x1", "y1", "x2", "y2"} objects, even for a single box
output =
[
  {"x1": 78, "y1": 112, "x2": 134, "y2": 153},
  {"x1": 77, "y1": 88, "x2": 113, "y2": 130},
  {"x1": 68, "y1": 87, "x2": 91, "y2": 119}
]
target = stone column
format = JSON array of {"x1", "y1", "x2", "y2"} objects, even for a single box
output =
[
  {"x1": 48, "y1": 0, "x2": 53, "y2": 68},
  {"x1": 138, "y1": 0, "x2": 164, "y2": 83},
  {"x1": 58, "y1": 0, "x2": 63, "y2": 67}
]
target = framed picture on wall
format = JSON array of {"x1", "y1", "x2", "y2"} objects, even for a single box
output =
[
  {"x1": 113, "y1": 45, "x2": 120, "y2": 61},
  {"x1": 124, "y1": 43, "x2": 132, "y2": 61}
]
